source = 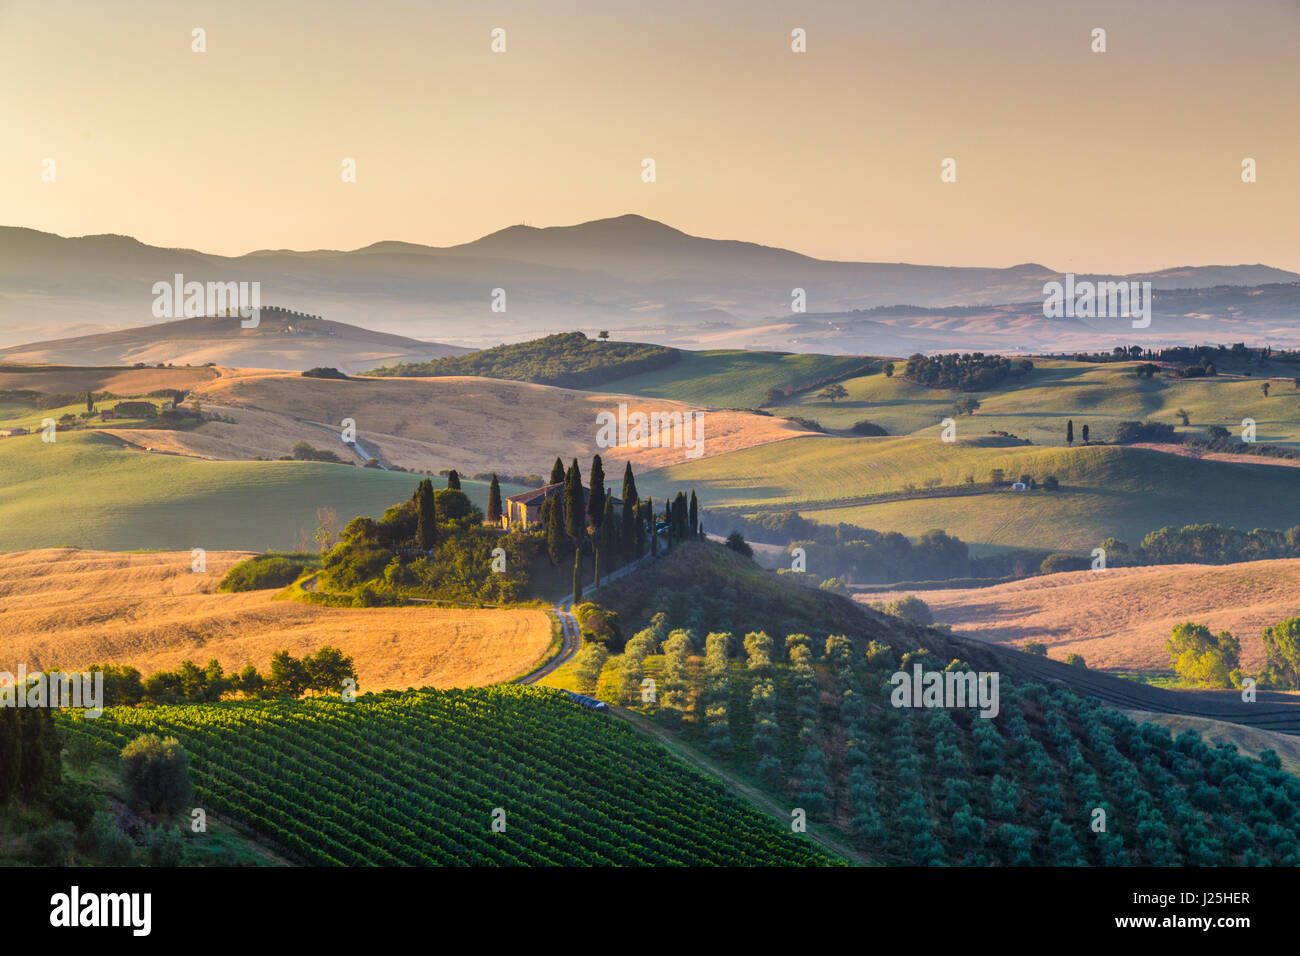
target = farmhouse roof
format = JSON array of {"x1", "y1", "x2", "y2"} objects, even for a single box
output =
[{"x1": 505, "y1": 481, "x2": 623, "y2": 508}]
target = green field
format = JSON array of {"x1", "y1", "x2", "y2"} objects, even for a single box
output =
[
  {"x1": 0, "y1": 399, "x2": 158, "y2": 432},
  {"x1": 0, "y1": 431, "x2": 521, "y2": 553},
  {"x1": 642, "y1": 436, "x2": 1300, "y2": 554},
  {"x1": 594, "y1": 349, "x2": 873, "y2": 408},
  {"x1": 59, "y1": 685, "x2": 835, "y2": 866},
  {"x1": 768, "y1": 360, "x2": 1300, "y2": 446}
]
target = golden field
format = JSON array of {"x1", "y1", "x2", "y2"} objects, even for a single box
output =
[
  {"x1": 862, "y1": 558, "x2": 1300, "y2": 672},
  {"x1": 0, "y1": 549, "x2": 552, "y2": 691},
  {"x1": 127, "y1": 367, "x2": 812, "y2": 475}
]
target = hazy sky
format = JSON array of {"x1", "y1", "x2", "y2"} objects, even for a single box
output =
[{"x1": 3, "y1": 0, "x2": 1298, "y2": 272}]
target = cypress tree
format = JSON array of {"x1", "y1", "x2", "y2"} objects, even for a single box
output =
[
  {"x1": 647, "y1": 497, "x2": 657, "y2": 556},
  {"x1": 487, "y1": 473, "x2": 503, "y2": 525},
  {"x1": 634, "y1": 501, "x2": 646, "y2": 557},
  {"x1": 415, "y1": 478, "x2": 438, "y2": 550},
  {"x1": 1066, "y1": 420, "x2": 1074, "y2": 446},
  {"x1": 1082, "y1": 424, "x2": 1090, "y2": 444},
  {"x1": 587, "y1": 455, "x2": 605, "y2": 528},
  {"x1": 689, "y1": 490, "x2": 699, "y2": 538},
  {"x1": 599, "y1": 494, "x2": 617, "y2": 583},
  {"x1": 546, "y1": 492, "x2": 566, "y2": 565},
  {"x1": 621, "y1": 463, "x2": 638, "y2": 560},
  {"x1": 85, "y1": 391, "x2": 93, "y2": 414},
  {"x1": 572, "y1": 548, "x2": 583, "y2": 606},
  {"x1": 446, "y1": 469, "x2": 461, "y2": 490},
  {"x1": 564, "y1": 460, "x2": 585, "y2": 542},
  {"x1": 550, "y1": 457, "x2": 565, "y2": 485}
]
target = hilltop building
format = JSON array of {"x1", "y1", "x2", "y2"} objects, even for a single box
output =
[{"x1": 502, "y1": 482, "x2": 622, "y2": 531}]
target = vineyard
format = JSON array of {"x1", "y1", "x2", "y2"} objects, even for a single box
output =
[{"x1": 56, "y1": 685, "x2": 835, "y2": 867}]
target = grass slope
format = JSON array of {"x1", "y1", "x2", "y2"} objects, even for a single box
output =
[
  {"x1": 59, "y1": 686, "x2": 838, "y2": 866},
  {"x1": 644, "y1": 437, "x2": 1300, "y2": 554},
  {"x1": 0, "y1": 431, "x2": 448, "y2": 552},
  {"x1": 770, "y1": 359, "x2": 1300, "y2": 445},
  {"x1": 594, "y1": 349, "x2": 872, "y2": 409}
]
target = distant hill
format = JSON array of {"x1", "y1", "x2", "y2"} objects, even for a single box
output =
[
  {"x1": 4, "y1": 215, "x2": 1296, "y2": 351},
  {"x1": 0, "y1": 310, "x2": 467, "y2": 374},
  {"x1": 369, "y1": 331, "x2": 680, "y2": 387}
]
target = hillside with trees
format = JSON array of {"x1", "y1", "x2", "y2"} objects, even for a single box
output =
[
  {"x1": 367, "y1": 332, "x2": 680, "y2": 388},
  {"x1": 552, "y1": 542, "x2": 1300, "y2": 865}
]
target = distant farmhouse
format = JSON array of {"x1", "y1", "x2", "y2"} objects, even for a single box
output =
[
  {"x1": 110, "y1": 401, "x2": 158, "y2": 418},
  {"x1": 502, "y1": 482, "x2": 622, "y2": 531},
  {"x1": 0, "y1": 426, "x2": 29, "y2": 437}
]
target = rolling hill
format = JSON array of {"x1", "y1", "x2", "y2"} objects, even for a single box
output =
[
  {"x1": 166, "y1": 367, "x2": 814, "y2": 476},
  {"x1": 0, "y1": 430, "x2": 438, "y2": 553},
  {"x1": 766, "y1": 359, "x2": 1300, "y2": 447},
  {"x1": 644, "y1": 437, "x2": 1300, "y2": 555},
  {"x1": 0, "y1": 312, "x2": 466, "y2": 374},
  {"x1": 592, "y1": 348, "x2": 874, "y2": 409}
]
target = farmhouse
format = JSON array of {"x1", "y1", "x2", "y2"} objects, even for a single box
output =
[
  {"x1": 0, "y1": 427, "x2": 29, "y2": 437},
  {"x1": 502, "y1": 482, "x2": 622, "y2": 531}
]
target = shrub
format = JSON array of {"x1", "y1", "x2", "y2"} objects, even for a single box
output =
[
  {"x1": 219, "y1": 553, "x2": 310, "y2": 592},
  {"x1": 120, "y1": 734, "x2": 192, "y2": 815},
  {"x1": 27, "y1": 821, "x2": 76, "y2": 865},
  {"x1": 850, "y1": 420, "x2": 889, "y2": 436},
  {"x1": 724, "y1": 532, "x2": 753, "y2": 558},
  {"x1": 871, "y1": 594, "x2": 933, "y2": 626},
  {"x1": 1039, "y1": 553, "x2": 1090, "y2": 575},
  {"x1": 290, "y1": 440, "x2": 343, "y2": 463},
  {"x1": 86, "y1": 810, "x2": 135, "y2": 866},
  {"x1": 146, "y1": 824, "x2": 188, "y2": 867},
  {"x1": 1065, "y1": 653, "x2": 1087, "y2": 668}
]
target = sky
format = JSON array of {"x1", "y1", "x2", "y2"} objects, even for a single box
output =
[{"x1": 2, "y1": 0, "x2": 1298, "y2": 272}]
